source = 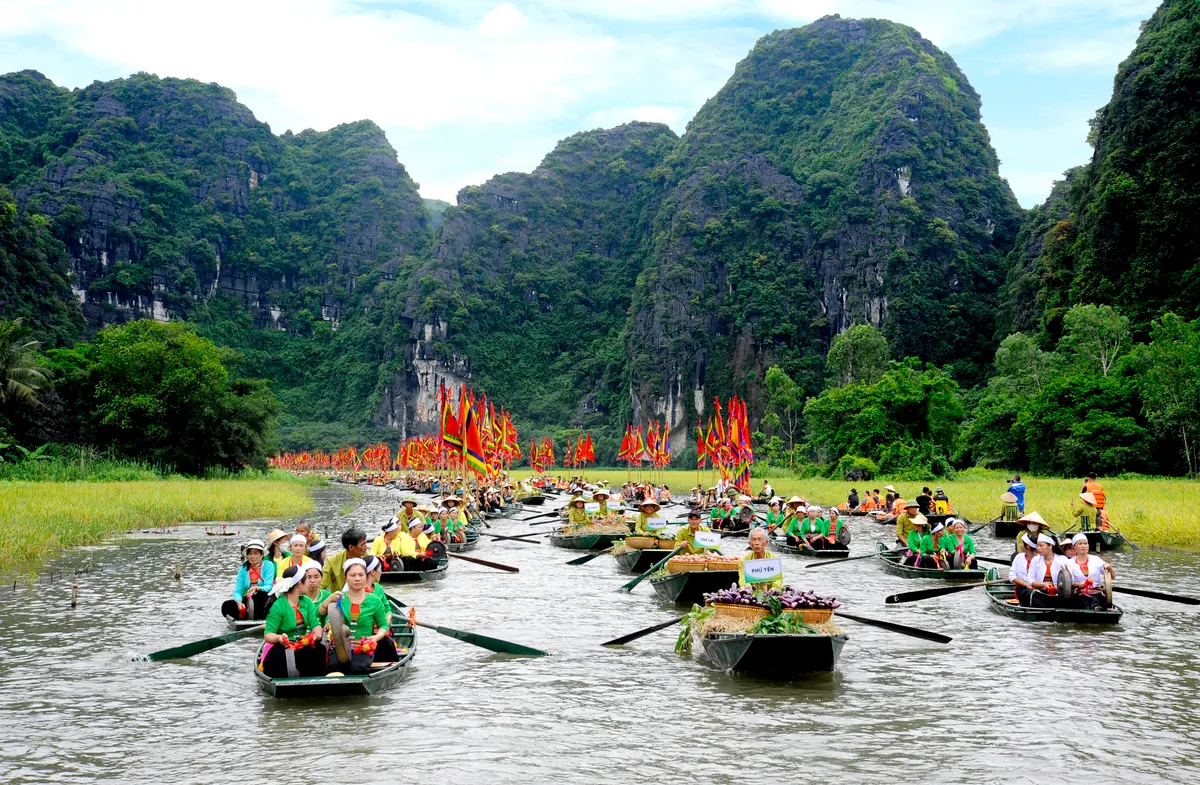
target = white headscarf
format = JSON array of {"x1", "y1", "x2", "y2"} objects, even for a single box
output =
[{"x1": 1036, "y1": 532, "x2": 1055, "y2": 546}]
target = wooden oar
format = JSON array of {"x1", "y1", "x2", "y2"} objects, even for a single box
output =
[
  {"x1": 804, "y1": 547, "x2": 905, "y2": 569},
  {"x1": 1110, "y1": 585, "x2": 1200, "y2": 605},
  {"x1": 139, "y1": 624, "x2": 264, "y2": 662},
  {"x1": 602, "y1": 615, "x2": 686, "y2": 646},
  {"x1": 385, "y1": 596, "x2": 547, "y2": 656},
  {"x1": 566, "y1": 545, "x2": 614, "y2": 565},
  {"x1": 619, "y1": 546, "x2": 683, "y2": 593},
  {"x1": 968, "y1": 518, "x2": 995, "y2": 535},
  {"x1": 484, "y1": 532, "x2": 545, "y2": 544},
  {"x1": 836, "y1": 611, "x2": 952, "y2": 644},
  {"x1": 524, "y1": 508, "x2": 567, "y2": 523},
  {"x1": 885, "y1": 580, "x2": 1004, "y2": 604},
  {"x1": 447, "y1": 552, "x2": 519, "y2": 573}
]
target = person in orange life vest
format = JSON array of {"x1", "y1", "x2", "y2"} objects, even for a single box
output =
[
  {"x1": 223, "y1": 539, "x2": 276, "y2": 621},
  {"x1": 1008, "y1": 533, "x2": 1037, "y2": 606},
  {"x1": 1066, "y1": 532, "x2": 1115, "y2": 610},
  {"x1": 1081, "y1": 472, "x2": 1106, "y2": 509},
  {"x1": 1027, "y1": 532, "x2": 1069, "y2": 609}
]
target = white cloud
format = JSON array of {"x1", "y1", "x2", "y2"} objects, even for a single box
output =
[{"x1": 479, "y1": 3, "x2": 528, "y2": 37}]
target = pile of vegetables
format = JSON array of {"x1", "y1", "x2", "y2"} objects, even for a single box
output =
[
  {"x1": 559, "y1": 514, "x2": 630, "y2": 535},
  {"x1": 704, "y1": 584, "x2": 840, "y2": 611}
]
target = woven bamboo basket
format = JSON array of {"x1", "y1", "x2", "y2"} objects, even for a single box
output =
[
  {"x1": 709, "y1": 602, "x2": 769, "y2": 621},
  {"x1": 656, "y1": 537, "x2": 678, "y2": 550},
  {"x1": 706, "y1": 559, "x2": 739, "y2": 571},
  {"x1": 782, "y1": 608, "x2": 834, "y2": 623},
  {"x1": 667, "y1": 559, "x2": 707, "y2": 574},
  {"x1": 624, "y1": 536, "x2": 657, "y2": 550}
]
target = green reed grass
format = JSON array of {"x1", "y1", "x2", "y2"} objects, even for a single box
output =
[{"x1": 0, "y1": 477, "x2": 316, "y2": 576}]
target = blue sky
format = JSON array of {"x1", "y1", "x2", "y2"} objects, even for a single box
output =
[{"x1": 0, "y1": 0, "x2": 1161, "y2": 206}]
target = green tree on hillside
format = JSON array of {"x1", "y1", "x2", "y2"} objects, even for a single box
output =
[
  {"x1": 0, "y1": 318, "x2": 49, "y2": 406},
  {"x1": 1132, "y1": 313, "x2": 1200, "y2": 477},
  {"x1": 45, "y1": 320, "x2": 278, "y2": 474},
  {"x1": 1059, "y1": 304, "x2": 1130, "y2": 377},
  {"x1": 763, "y1": 365, "x2": 804, "y2": 467},
  {"x1": 825, "y1": 324, "x2": 889, "y2": 388}
]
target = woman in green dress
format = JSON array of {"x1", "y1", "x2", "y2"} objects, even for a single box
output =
[
  {"x1": 763, "y1": 499, "x2": 785, "y2": 534},
  {"x1": 325, "y1": 558, "x2": 397, "y2": 674},
  {"x1": 260, "y1": 565, "x2": 326, "y2": 678}
]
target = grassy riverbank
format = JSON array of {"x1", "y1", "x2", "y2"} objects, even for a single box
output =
[
  {"x1": 0, "y1": 473, "x2": 317, "y2": 576},
  {"x1": 510, "y1": 469, "x2": 1200, "y2": 549}
]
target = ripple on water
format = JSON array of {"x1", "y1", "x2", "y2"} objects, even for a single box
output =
[{"x1": 1, "y1": 487, "x2": 1198, "y2": 784}]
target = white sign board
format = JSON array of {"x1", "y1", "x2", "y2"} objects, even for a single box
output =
[
  {"x1": 645, "y1": 518, "x2": 667, "y2": 531},
  {"x1": 585, "y1": 502, "x2": 600, "y2": 513},
  {"x1": 693, "y1": 531, "x2": 722, "y2": 550},
  {"x1": 743, "y1": 557, "x2": 783, "y2": 584}
]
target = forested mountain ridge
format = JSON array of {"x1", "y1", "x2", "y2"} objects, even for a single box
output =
[{"x1": 3, "y1": 4, "x2": 1200, "y2": 477}]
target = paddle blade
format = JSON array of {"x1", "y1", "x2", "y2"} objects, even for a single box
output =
[
  {"x1": 420, "y1": 621, "x2": 548, "y2": 656},
  {"x1": 619, "y1": 546, "x2": 682, "y2": 593},
  {"x1": 1113, "y1": 585, "x2": 1200, "y2": 605},
  {"x1": 837, "y1": 612, "x2": 952, "y2": 644},
  {"x1": 885, "y1": 582, "x2": 987, "y2": 605},
  {"x1": 141, "y1": 625, "x2": 263, "y2": 662},
  {"x1": 567, "y1": 545, "x2": 613, "y2": 566},
  {"x1": 602, "y1": 616, "x2": 686, "y2": 647}
]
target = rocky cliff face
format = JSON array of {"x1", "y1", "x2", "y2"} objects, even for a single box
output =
[
  {"x1": 626, "y1": 16, "x2": 1022, "y2": 441},
  {"x1": 1, "y1": 72, "x2": 430, "y2": 333}
]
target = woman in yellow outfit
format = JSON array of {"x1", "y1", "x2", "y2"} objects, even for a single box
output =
[
  {"x1": 634, "y1": 499, "x2": 664, "y2": 534},
  {"x1": 393, "y1": 519, "x2": 438, "y2": 571},
  {"x1": 566, "y1": 497, "x2": 592, "y2": 526}
]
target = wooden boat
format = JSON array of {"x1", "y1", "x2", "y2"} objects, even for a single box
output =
[
  {"x1": 446, "y1": 528, "x2": 480, "y2": 553},
  {"x1": 547, "y1": 530, "x2": 627, "y2": 551},
  {"x1": 649, "y1": 569, "x2": 738, "y2": 605},
  {"x1": 990, "y1": 518, "x2": 1025, "y2": 538},
  {"x1": 701, "y1": 632, "x2": 848, "y2": 676},
  {"x1": 254, "y1": 621, "x2": 417, "y2": 698},
  {"x1": 984, "y1": 568, "x2": 1123, "y2": 624},
  {"x1": 874, "y1": 542, "x2": 986, "y2": 581},
  {"x1": 1080, "y1": 530, "x2": 1130, "y2": 552},
  {"x1": 613, "y1": 548, "x2": 673, "y2": 574},
  {"x1": 773, "y1": 541, "x2": 850, "y2": 559},
  {"x1": 379, "y1": 555, "x2": 450, "y2": 583},
  {"x1": 225, "y1": 616, "x2": 266, "y2": 632},
  {"x1": 519, "y1": 494, "x2": 546, "y2": 506}
]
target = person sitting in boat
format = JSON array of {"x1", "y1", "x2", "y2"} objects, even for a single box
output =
[
  {"x1": 306, "y1": 537, "x2": 327, "y2": 565},
  {"x1": 1081, "y1": 472, "x2": 1106, "y2": 511},
  {"x1": 999, "y1": 491, "x2": 1021, "y2": 522},
  {"x1": 369, "y1": 519, "x2": 402, "y2": 564},
  {"x1": 687, "y1": 485, "x2": 704, "y2": 506},
  {"x1": 859, "y1": 492, "x2": 877, "y2": 512},
  {"x1": 223, "y1": 539, "x2": 276, "y2": 622},
  {"x1": 763, "y1": 499, "x2": 785, "y2": 533},
  {"x1": 884, "y1": 485, "x2": 898, "y2": 512},
  {"x1": 321, "y1": 528, "x2": 369, "y2": 591},
  {"x1": 822, "y1": 508, "x2": 848, "y2": 550},
  {"x1": 674, "y1": 510, "x2": 713, "y2": 555},
  {"x1": 396, "y1": 497, "x2": 423, "y2": 529},
  {"x1": 738, "y1": 528, "x2": 783, "y2": 590},
  {"x1": 894, "y1": 500, "x2": 920, "y2": 547},
  {"x1": 393, "y1": 519, "x2": 439, "y2": 571},
  {"x1": 265, "y1": 528, "x2": 290, "y2": 566},
  {"x1": 709, "y1": 497, "x2": 735, "y2": 531},
  {"x1": 324, "y1": 558, "x2": 396, "y2": 675},
  {"x1": 847, "y1": 488, "x2": 860, "y2": 510},
  {"x1": 1008, "y1": 533, "x2": 1037, "y2": 606},
  {"x1": 903, "y1": 515, "x2": 937, "y2": 568},
  {"x1": 916, "y1": 487, "x2": 933, "y2": 515},
  {"x1": 567, "y1": 497, "x2": 592, "y2": 526},
  {"x1": 276, "y1": 533, "x2": 309, "y2": 577},
  {"x1": 1013, "y1": 511, "x2": 1054, "y2": 555},
  {"x1": 1072, "y1": 492, "x2": 1102, "y2": 531},
  {"x1": 1007, "y1": 475, "x2": 1027, "y2": 513},
  {"x1": 592, "y1": 489, "x2": 612, "y2": 516},
  {"x1": 660, "y1": 485, "x2": 672, "y2": 503},
  {"x1": 778, "y1": 495, "x2": 805, "y2": 530},
  {"x1": 634, "y1": 499, "x2": 664, "y2": 534},
  {"x1": 299, "y1": 561, "x2": 331, "y2": 623},
  {"x1": 756, "y1": 480, "x2": 775, "y2": 503},
  {"x1": 785, "y1": 506, "x2": 824, "y2": 549},
  {"x1": 932, "y1": 488, "x2": 951, "y2": 514},
  {"x1": 362, "y1": 555, "x2": 392, "y2": 622},
  {"x1": 1066, "y1": 532, "x2": 1115, "y2": 610},
  {"x1": 1027, "y1": 532, "x2": 1069, "y2": 608},
  {"x1": 1058, "y1": 535, "x2": 1076, "y2": 559},
  {"x1": 442, "y1": 495, "x2": 469, "y2": 526},
  {"x1": 260, "y1": 564, "x2": 327, "y2": 679},
  {"x1": 937, "y1": 518, "x2": 977, "y2": 569},
  {"x1": 294, "y1": 520, "x2": 315, "y2": 548}
]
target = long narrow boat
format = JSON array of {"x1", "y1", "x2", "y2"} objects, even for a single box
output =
[
  {"x1": 773, "y1": 541, "x2": 850, "y2": 559},
  {"x1": 253, "y1": 621, "x2": 418, "y2": 698},
  {"x1": 701, "y1": 631, "x2": 848, "y2": 676},
  {"x1": 548, "y1": 530, "x2": 627, "y2": 551},
  {"x1": 225, "y1": 616, "x2": 266, "y2": 632},
  {"x1": 874, "y1": 542, "x2": 986, "y2": 581},
  {"x1": 379, "y1": 555, "x2": 450, "y2": 583},
  {"x1": 984, "y1": 568, "x2": 1123, "y2": 624},
  {"x1": 649, "y1": 569, "x2": 739, "y2": 605},
  {"x1": 518, "y1": 494, "x2": 546, "y2": 506},
  {"x1": 613, "y1": 548, "x2": 673, "y2": 574},
  {"x1": 447, "y1": 528, "x2": 480, "y2": 553},
  {"x1": 1080, "y1": 530, "x2": 1130, "y2": 553},
  {"x1": 990, "y1": 518, "x2": 1025, "y2": 538}
]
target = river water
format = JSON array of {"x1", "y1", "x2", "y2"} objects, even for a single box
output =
[{"x1": 2, "y1": 486, "x2": 1199, "y2": 784}]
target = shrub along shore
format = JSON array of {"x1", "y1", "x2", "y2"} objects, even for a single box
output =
[
  {"x1": 1, "y1": 474, "x2": 316, "y2": 576},
  {"x1": 510, "y1": 469, "x2": 1200, "y2": 550}
]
